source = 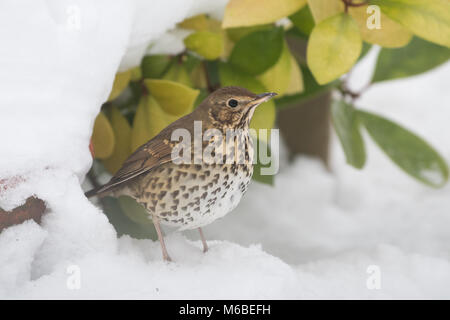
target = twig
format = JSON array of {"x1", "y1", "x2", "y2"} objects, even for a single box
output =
[
  {"x1": 339, "y1": 80, "x2": 372, "y2": 101},
  {"x1": 342, "y1": 0, "x2": 369, "y2": 13},
  {"x1": 177, "y1": 50, "x2": 187, "y2": 64},
  {"x1": 202, "y1": 61, "x2": 215, "y2": 93}
]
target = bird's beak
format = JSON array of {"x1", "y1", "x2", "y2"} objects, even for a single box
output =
[{"x1": 250, "y1": 92, "x2": 277, "y2": 107}]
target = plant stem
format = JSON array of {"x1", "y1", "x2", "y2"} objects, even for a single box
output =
[
  {"x1": 339, "y1": 80, "x2": 372, "y2": 101},
  {"x1": 203, "y1": 61, "x2": 215, "y2": 93},
  {"x1": 342, "y1": 0, "x2": 369, "y2": 13}
]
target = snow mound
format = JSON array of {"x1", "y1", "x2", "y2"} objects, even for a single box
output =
[{"x1": 6, "y1": 233, "x2": 297, "y2": 299}]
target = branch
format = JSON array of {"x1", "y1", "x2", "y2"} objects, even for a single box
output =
[
  {"x1": 203, "y1": 61, "x2": 217, "y2": 93},
  {"x1": 339, "y1": 81, "x2": 372, "y2": 101},
  {"x1": 342, "y1": 0, "x2": 369, "y2": 12},
  {"x1": 0, "y1": 197, "x2": 46, "y2": 232}
]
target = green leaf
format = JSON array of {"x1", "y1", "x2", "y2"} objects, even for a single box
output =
[
  {"x1": 370, "y1": 0, "x2": 450, "y2": 48},
  {"x1": 183, "y1": 54, "x2": 202, "y2": 73},
  {"x1": 307, "y1": 13, "x2": 362, "y2": 84},
  {"x1": 358, "y1": 110, "x2": 449, "y2": 187},
  {"x1": 229, "y1": 27, "x2": 284, "y2": 76},
  {"x1": 219, "y1": 63, "x2": 276, "y2": 135},
  {"x1": 219, "y1": 62, "x2": 265, "y2": 90},
  {"x1": 190, "y1": 63, "x2": 207, "y2": 89},
  {"x1": 250, "y1": 100, "x2": 276, "y2": 141},
  {"x1": 223, "y1": 0, "x2": 307, "y2": 28},
  {"x1": 193, "y1": 88, "x2": 209, "y2": 108},
  {"x1": 358, "y1": 42, "x2": 372, "y2": 61},
  {"x1": 184, "y1": 31, "x2": 224, "y2": 60},
  {"x1": 141, "y1": 55, "x2": 172, "y2": 79},
  {"x1": 118, "y1": 196, "x2": 154, "y2": 226},
  {"x1": 102, "y1": 196, "x2": 157, "y2": 240},
  {"x1": 252, "y1": 139, "x2": 274, "y2": 185},
  {"x1": 290, "y1": 5, "x2": 315, "y2": 36},
  {"x1": 331, "y1": 100, "x2": 366, "y2": 169},
  {"x1": 129, "y1": 66, "x2": 142, "y2": 82},
  {"x1": 372, "y1": 37, "x2": 450, "y2": 83},
  {"x1": 257, "y1": 42, "x2": 293, "y2": 96}
]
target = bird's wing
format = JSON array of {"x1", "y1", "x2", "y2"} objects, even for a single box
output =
[
  {"x1": 111, "y1": 137, "x2": 174, "y2": 186},
  {"x1": 85, "y1": 110, "x2": 199, "y2": 198},
  {"x1": 86, "y1": 130, "x2": 177, "y2": 197}
]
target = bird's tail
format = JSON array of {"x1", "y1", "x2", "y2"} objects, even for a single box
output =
[
  {"x1": 84, "y1": 188, "x2": 99, "y2": 198},
  {"x1": 84, "y1": 185, "x2": 111, "y2": 198}
]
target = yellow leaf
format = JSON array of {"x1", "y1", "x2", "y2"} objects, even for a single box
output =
[
  {"x1": 349, "y1": 5, "x2": 412, "y2": 48},
  {"x1": 207, "y1": 19, "x2": 222, "y2": 33},
  {"x1": 285, "y1": 55, "x2": 304, "y2": 95},
  {"x1": 250, "y1": 100, "x2": 276, "y2": 142},
  {"x1": 92, "y1": 112, "x2": 115, "y2": 159},
  {"x1": 131, "y1": 96, "x2": 151, "y2": 151},
  {"x1": 144, "y1": 79, "x2": 199, "y2": 116},
  {"x1": 131, "y1": 96, "x2": 163, "y2": 151},
  {"x1": 129, "y1": 66, "x2": 142, "y2": 81},
  {"x1": 223, "y1": 0, "x2": 307, "y2": 28},
  {"x1": 147, "y1": 97, "x2": 179, "y2": 141},
  {"x1": 190, "y1": 63, "x2": 207, "y2": 89},
  {"x1": 163, "y1": 63, "x2": 193, "y2": 87},
  {"x1": 108, "y1": 70, "x2": 131, "y2": 101},
  {"x1": 308, "y1": 0, "x2": 413, "y2": 48},
  {"x1": 307, "y1": 13, "x2": 362, "y2": 84},
  {"x1": 102, "y1": 107, "x2": 132, "y2": 174},
  {"x1": 131, "y1": 95, "x2": 188, "y2": 152},
  {"x1": 257, "y1": 42, "x2": 292, "y2": 96},
  {"x1": 178, "y1": 14, "x2": 221, "y2": 32},
  {"x1": 226, "y1": 25, "x2": 272, "y2": 42},
  {"x1": 221, "y1": 32, "x2": 235, "y2": 59},
  {"x1": 307, "y1": 0, "x2": 344, "y2": 23},
  {"x1": 184, "y1": 31, "x2": 224, "y2": 60},
  {"x1": 178, "y1": 14, "x2": 210, "y2": 31},
  {"x1": 371, "y1": 0, "x2": 450, "y2": 48}
]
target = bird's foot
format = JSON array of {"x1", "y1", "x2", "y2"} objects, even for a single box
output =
[{"x1": 198, "y1": 227, "x2": 208, "y2": 253}]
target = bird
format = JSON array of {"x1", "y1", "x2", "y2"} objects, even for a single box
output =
[{"x1": 85, "y1": 86, "x2": 276, "y2": 261}]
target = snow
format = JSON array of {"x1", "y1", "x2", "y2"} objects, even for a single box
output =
[{"x1": 1, "y1": 1, "x2": 450, "y2": 299}]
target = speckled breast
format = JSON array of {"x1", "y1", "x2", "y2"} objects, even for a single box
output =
[{"x1": 127, "y1": 131, "x2": 254, "y2": 230}]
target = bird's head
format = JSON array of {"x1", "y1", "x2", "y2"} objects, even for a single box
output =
[{"x1": 196, "y1": 86, "x2": 276, "y2": 129}]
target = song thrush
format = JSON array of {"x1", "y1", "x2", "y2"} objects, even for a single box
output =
[{"x1": 85, "y1": 86, "x2": 276, "y2": 261}]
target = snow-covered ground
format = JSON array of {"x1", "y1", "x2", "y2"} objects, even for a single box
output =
[{"x1": 1, "y1": 1, "x2": 450, "y2": 299}]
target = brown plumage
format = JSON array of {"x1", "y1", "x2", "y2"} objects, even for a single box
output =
[{"x1": 85, "y1": 86, "x2": 276, "y2": 261}]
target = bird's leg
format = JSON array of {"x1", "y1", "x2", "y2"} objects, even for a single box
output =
[
  {"x1": 198, "y1": 227, "x2": 208, "y2": 253},
  {"x1": 153, "y1": 216, "x2": 172, "y2": 262}
]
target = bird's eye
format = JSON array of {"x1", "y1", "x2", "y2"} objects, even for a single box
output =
[{"x1": 227, "y1": 99, "x2": 238, "y2": 108}]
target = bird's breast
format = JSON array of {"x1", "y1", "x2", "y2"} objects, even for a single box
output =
[{"x1": 132, "y1": 131, "x2": 254, "y2": 230}]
